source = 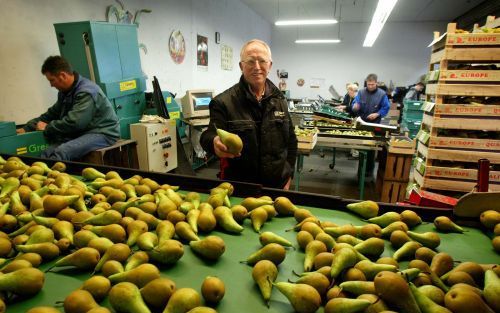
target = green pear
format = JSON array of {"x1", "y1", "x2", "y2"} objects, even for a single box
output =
[
  {"x1": 210, "y1": 187, "x2": 231, "y2": 207},
  {"x1": 109, "y1": 282, "x2": 151, "y2": 313},
  {"x1": 207, "y1": 190, "x2": 227, "y2": 208},
  {"x1": 324, "y1": 298, "x2": 372, "y2": 313},
  {"x1": 418, "y1": 285, "x2": 445, "y2": 305},
  {"x1": 252, "y1": 259, "x2": 278, "y2": 305},
  {"x1": 337, "y1": 234, "x2": 363, "y2": 245},
  {"x1": 330, "y1": 246, "x2": 358, "y2": 280},
  {"x1": 353, "y1": 237, "x2": 385, "y2": 258},
  {"x1": 291, "y1": 272, "x2": 330, "y2": 297},
  {"x1": 315, "y1": 232, "x2": 336, "y2": 250},
  {"x1": 52, "y1": 220, "x2": 74, "y2": 244},
  {"x1": 15, "y1": 242, "x2": 60, "y2": 261},
  {"x1": 64, "y1": 289, "x2": 100, "y2": 313},
  {"x1": 393, "y1": 241, "x2": 423, "y2": 262},
  {"x1": 216, "y1": 128, "x2": 243, "y2": 154},
  {"x1": 197, "y1": 203, "x2": 217, "y2": 233},
  {"x1": 140, "y1": 278, "x2": 176, "y2": 310},
  {"x1": 367, "y1": 211, "x2": 401, "y2": 227},
  {"x1": 286, "y1": 216, "x2": 320, "y2": 232},
  {"x1": 82, "y1": 167, "x2": 106, "y2": 180},
  {"x1": 240, "y1": 197, "x2": 273, "y2": 211},
  {"x1": 163, "y1": 288, "x2": 201, "y2": 313},
  {"x1": 156, "y1": 220, "x2": 176, "y2": 246},
  {"x1": 186, "y1": 209, "x2": 200, "y2": 234},
  {"x1": 88, "y1": 237, "x2": 114, "y2": 255},
  {"x1": 124, "y1": 251, "x2": 150, "y2": 271},
  {"x1": 74, "y1": 229, "x2": 100, "y2": 248},
  {"x1": 185, "y1": 191, "x2": 201, "y2": 209},
  {"x1": 43, "y1": 194, "x2": 80, "y2": 215},
  {"x1": 374, "y1": 271, "x2": 422, "y2": 313},
  {"x1": 109, "y1": 263, "x2": 160, "y2": 288},
  {"x1": 297, "y1": 230, "x2": 314, "y2": 250},
  {"x1": 83, "y1": 210, "x2": 122, "y2": 226},
  {"x1": 250, "y1": 207, "x2": 268, "y2": 232},
  {"x1": 175, "y1": 221, "x2": 200, "y2": 242},
  {"x1": 46, "y1": 247, "x2": 100, "y2": 272},
  {"x1": 93, "y1": 243, "x2": 131, "y2": 273},
  {"x1": 444, "y1": 286, "x2": 495, "y2": 313},
  {"x1": 0, "y1": 177, "x2": 20, "y2": 199},
  {"x1": 230, "y1": 204, "x2": 248, "y2": 224},
  {"x1": 126, "y1": 220, "x2": 148, "y2": 246},
  {"x1": 359, "y1": 223, "x2": 383, "y2": 239},
  {"x1": 155, "y1": 192, "x2": 177, "y2": 219},
  {"x1": 480, "y1": 210, "x2": 500, "y2": 229},
  {"x1": 0, "y1": 267, "x2": 45, "y2": 296},
  {"x1": 304, "y1": 240, "x2": 327, "y2": 272},
  {"x1": 338, "y1": 281, "x2": 376, "y2": 295},
  {"x1": 242, "y1": 243, "x2": 286, "y2": 266},
  {"x1": 137, "y1": 232, "x2": 158, "y2": 251},
  {"x1": 84, "y1": 224, "x2": 127, "y2": 243},
  {"x1": 354, "y1": 260, "x2": 397, "y2": 280},
  {"x1": 407, "y1": 231, "x2": 441, "y2": 249},
  {"x1": 482, "y1": 270, "x2": 500, "y2": 312},
  {"x1": 259, "y1": 231, "x2": 294, "y2": 248},
  {"x1": 273, "y1": 196, "x2": 298, "y2": 216},
  {"x1": 433, "y1": 216, "x2": 464, "y2": 233},
  {"x1": 213, "y1": 205, "x2": 243, "y2": 233},
  {"x1": 408, "y1": 260, "x2": 449, "y2": 292},
  {"x1": 381, "y1": 221, "x2": 409, "y2": 237},
  {"x1": 186, "y1": 307, "x2": 216, "y2": 313},
  {"x1": 324, "y1": 224, "x2": 357, "y2": 238},
  {"x1": 80, "y1": 275, "x2": 112, "y2": 302},
  {"x1": 390, "y1": 230, "x2": 412, "y2": 248},
  {"x1": 415, "y1": 247, "x2": 438, "y2": 264},
  {"x1": 409, "y1": 282, "x2": 451, "y2": 313},
  {"x1": 26, "y1": 306, "x2": 66, "y2": 313},
  {"x1": 201, "y1": 276, "x2": 225, "y2": 305},
  {"x1": 357, "y1": 294, "x2": 389, "y2": 312},
  {"x1": 274, "y1": 281, "x2": 322, "y2": 313},
  {"x1": 400, "y1": 210, "x2": 423, "y2": 228},
  {"x1": 430, "y1": 253, "x2": 455, "y2": 277},
  {"x1": 346, "y1": 200, "x2": 379, "y2": 218},
  {"x1": 294, "y1": 208, "x2": 314, "y2": 222},
  {"x1": 189, "y1": 235, "x2": 226, "y2": 261},
  {"x1": 147, "y1": 239, "x2": 184, "y2": 265}
]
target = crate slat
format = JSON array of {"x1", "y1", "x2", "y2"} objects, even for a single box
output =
[
  {"x1": 428, "y1": 137, "x2": 500, "y2": 151},
  {"x1": 426, "y1": 83, "x2": 500, "y2": 96},
  {"x1": 439, "y1": 70, "x2": 500, "y2": 82}
]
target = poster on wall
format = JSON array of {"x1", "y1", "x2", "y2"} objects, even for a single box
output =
[
  {"x1": 221, "y1": 44, "x2": 233, "y2": 71},
  {"x1": 310, "y1": 78, "x2": 325, "y2": 89},
  {"x1": 169, "y1": 30, "x2": 186, "y2": 64},
  {"x1": 197, "y1": 34, "x2": 208, "y2": 71}
]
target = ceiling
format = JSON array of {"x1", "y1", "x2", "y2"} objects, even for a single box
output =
[{"x1": 239, "y1": 0, "x2": 484, "y2": 24}]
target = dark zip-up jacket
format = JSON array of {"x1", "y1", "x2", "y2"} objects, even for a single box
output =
[
  {"x1": 200, "y1": 76, "x2": 298, "y2": 188},
  {"x1": 23, "y1": 73, "x2": 120, "y2": 143}
]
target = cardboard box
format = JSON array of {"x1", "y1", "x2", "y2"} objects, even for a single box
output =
[{"x1": 408, "y1": 188, "x2": 458, "y2": 208}]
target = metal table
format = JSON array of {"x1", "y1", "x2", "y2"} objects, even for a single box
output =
[{"x1": 295, "y1": 136, "x2": 383, "y2": 199}]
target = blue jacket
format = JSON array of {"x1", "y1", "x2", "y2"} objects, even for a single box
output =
[
  {"x1": 351, "y1": 88, "x2": 390, "y2": 123},
  {"x1": 24, "y1": 73, "x2": 120, "y2": 143}
]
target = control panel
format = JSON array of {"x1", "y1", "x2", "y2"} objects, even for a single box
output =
[{"x1": 130, "y1": 121, "x2": 178, "y2": 172}]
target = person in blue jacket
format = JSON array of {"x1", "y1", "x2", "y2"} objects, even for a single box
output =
[
  {"x1": 351, "y1": 73, "x2": 390, "y2": 124},
  {"x1": 16, "y1": 56, "x2": 120, "y2": 161}
]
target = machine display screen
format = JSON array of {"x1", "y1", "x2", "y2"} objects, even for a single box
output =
[{"x1": 192, "y1": 93, "x2": 212, "y2": 110}]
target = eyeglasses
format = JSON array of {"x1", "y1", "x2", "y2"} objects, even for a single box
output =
[{"x1": 241, "y1": 58, "x2": 270, "y2": 67}]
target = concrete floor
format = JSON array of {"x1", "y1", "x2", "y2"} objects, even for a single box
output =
[{"x1": 194, "y1": 148, "x2": 380, "y2": 201}]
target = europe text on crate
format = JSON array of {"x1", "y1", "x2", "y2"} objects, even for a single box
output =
[{"x1": 413, "y1": 15, "x2": 500, "y2": 194}]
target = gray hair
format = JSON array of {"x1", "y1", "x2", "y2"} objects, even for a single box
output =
[{"x1": 240, "y1": 39, "x2": 272, "y2": 61}]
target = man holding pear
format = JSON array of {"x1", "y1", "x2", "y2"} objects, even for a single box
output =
[{"x1": 200, "y1": 39, "x2": 297, "y2": 189}]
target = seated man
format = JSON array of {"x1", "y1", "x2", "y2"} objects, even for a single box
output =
[{"x1": 17, "y1": 56, "x2": 120, "y2": 161}]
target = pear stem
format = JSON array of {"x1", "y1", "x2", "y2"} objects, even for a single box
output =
[{"x1": 292, "y1": 269, "x2": 301, "y2": 277}]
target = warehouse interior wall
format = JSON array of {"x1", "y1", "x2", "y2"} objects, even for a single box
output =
[
  {"x1": 0, "y1": 0, "x2": 271, "y2": 124},
  {"x1": 270, "y1": 21, "x2": 447, "y2": 99}
]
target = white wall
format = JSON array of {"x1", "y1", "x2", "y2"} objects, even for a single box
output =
[
  {"x1": 0, "y1": 0, "x2": 271, "y2": 124},
  {"x1": 270, "y1": 21, "x2": 447, "y2": 99}
]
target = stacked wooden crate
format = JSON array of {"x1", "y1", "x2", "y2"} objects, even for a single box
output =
[
  {"x1": 377, "y1": 136, "x2": 415, "y2": 203},
  {"x1": 413, "y1": 16, "x2": 500, "y2": 193}
]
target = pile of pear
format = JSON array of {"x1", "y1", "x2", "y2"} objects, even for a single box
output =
[
  {"x1": 0, "y1": 155, "x2": 251, "y2": 312},
  {"x1": 247, "y1": 200, "x2": 499, "y2": 313}
]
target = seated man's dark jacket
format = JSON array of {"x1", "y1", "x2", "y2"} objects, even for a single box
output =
[
  {"x1": 23, "y1": 73, "x2": 120, "y2": 144},
  {"x1": 200, "y1": 76, "x2": 298, "y2": 188}
]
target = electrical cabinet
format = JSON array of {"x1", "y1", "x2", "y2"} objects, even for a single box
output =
[{"x1": 130, "y1": 122, "x2": 178, "y2": 173}]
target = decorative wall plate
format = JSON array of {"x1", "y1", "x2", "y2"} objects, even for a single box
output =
[
  {"x1": 169, "y1": 30, "x2": 186, "y2": 64},
  {"x1": 297, "y1": 78, "x2": 305, "y2": 87}
]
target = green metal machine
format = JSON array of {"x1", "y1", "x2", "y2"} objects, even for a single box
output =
[{"x1": 54, "y1": 21, "x2": 147, "y2": 139}]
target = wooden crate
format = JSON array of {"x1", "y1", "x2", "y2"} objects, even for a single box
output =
[
  {"x1": 297, "y1": 131, "x2": 318, "y2": 150},
  {"x1": 378, "y1": 152, "x2": 413, "y2": 182},
  {"x1": 376, "y1": 174, "x2": 408, "y2": 203},
  {"x1": 414, "y1": 169, "x2": 500, "y2": 193}
]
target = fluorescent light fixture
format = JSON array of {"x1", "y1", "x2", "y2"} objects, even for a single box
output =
[
  {"x1": 363, "y1": 0, "x2": 398, "y2": 47},
  {"x1": 275, "y1": 19, "x2": 338, "y2": 26},
  {"x1": 295, "y1": 39, "x2": 341, "y2": 44}
]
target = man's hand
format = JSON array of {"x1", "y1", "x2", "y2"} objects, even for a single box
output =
[
  {"x1": 16, "y1": 128, "x2": 26, "y2": 134},
  {"x1": 36, "y1": 121, "x2": 47, "y2": 131},
  {"x1": 283, "y1": 177, "x2": 292, "y2": 190},
  {"x1": 213, "y1": 136, "x2": 241, "y2": 158},
  {"x1": 352, "y1": 103, "x2": 360, "y2": 112},
  {"x1": 367, "y1": 113, "x2": 379, "y2": 121}
]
